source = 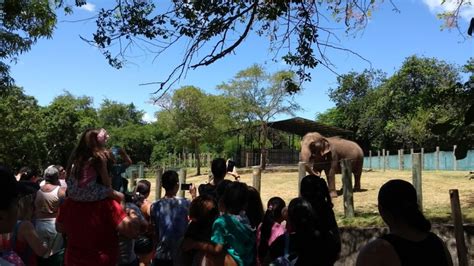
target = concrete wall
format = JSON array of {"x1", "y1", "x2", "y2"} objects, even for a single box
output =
[{"x1": 335, "y1": 224, "x2": 474, "y2": 266}]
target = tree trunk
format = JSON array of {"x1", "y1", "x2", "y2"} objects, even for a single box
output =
[
  {"x1": 260, "y1": 123, "x2": 268, "y2": 170},
  {"x1": 195, "y1": 142, "x2": 201, "y2": 176}
]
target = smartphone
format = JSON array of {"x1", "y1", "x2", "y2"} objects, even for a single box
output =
[
  {"x1": 227, "y1": 160, "x2": 235, "y2": 172},
  {"x1": 180, "y1": 183, "x2": 192, "y2": 190}
]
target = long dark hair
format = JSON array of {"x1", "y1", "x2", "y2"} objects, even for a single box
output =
[
  {"x1": 378, "y1": 179, "x2": 431, "y2": 232},
  {"x1": 258, "y1": 197, "x2": 286, "y2": 261},
  {"x1": 246, "y1": 186, "x2": 264, "y2": 229},
  {"x1": 300, "y1": 175, "x2": 337, "y2": 232},
  {"x1": 66, "y1": 128, "x2": 108, "y2": 180}
]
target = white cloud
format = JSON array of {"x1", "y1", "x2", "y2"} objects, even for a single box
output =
[
  {"x1": 422, "y1": 0, "x2": 474, "y2": 21},
  {"x1": 142, "y1": 112, "x2": 157, "y2": 123},
  {"x1": 78, "y1": 3, "x2": 96, "y2": 12}
]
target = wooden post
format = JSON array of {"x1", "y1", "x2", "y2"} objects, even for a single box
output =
[
  {"x1": 207, "y1": 153, "x2": 211, "y2": 167},
  {"x1": 252, "y1": 166, "x2": 262, "y2": 193},
  {"x1": 453, "y1": 145, "x2": 457, "y2": 171},
  {"x1": 188, "y1": 153, "x2": 192, "y2": 168},
  {"x1": 378, "y1": 150, "x2": 381, "y2": 170},
  {"x1": 128, "y1": 168, "x2": 138, "y2": 192},
  {"x1": 398, "y1": 149, "x2": 402, "y2": 170},
  {"x1": 138, "y1": 162, "x2": 145, "y2": 179},
  {"x1": 246, "y1": 152, "x2": 250, "y2": 168},
  {"x1": 178, "y1": 168, "x2": 187, "y2": 198},
  {"x1": 401, "y1": 149, "x2": 405, "y2": 170},
  {"x1": 412, "y1": 153, "x2": 423, "y2": 210},
  {"x1": 155, "y1": 167, "x2": 163, "y2": 200},
  {"x1": 369, "y1": 150, "x2": 372, "y2": 169},
  {"x1": 449, "y1": 189, "x2": 469, "y2": 266},
  {"x1": 382, "y1": 149, "x2": 386, "y2": 172},
  {"x1": 298, "y1": 162, "x2": 306, "y2": 197},
  {"x1": 436, "y1": 146, "x2": 440, "y2": 171},
  {"x1": 341, "y1": 159, "x2": 355, "y2": 218},
  {"x1": 386, "y1": 150, "x2": 390, "y2": 170},
  {"x1": 420, "y1": 148, "x2": 424, "y2": 170}
]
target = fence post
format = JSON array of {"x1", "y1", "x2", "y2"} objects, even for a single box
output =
[
  {"x1": 386, "y1": 150, "x2": 390, "y2": 170},
  {"x1": 398, "y1": 150, "x2": 402, "y2": 170},
  {"x1": 246, "y1": 152, "x2": 250, "y2": 168},
  {"x1": 178, "y1": 168, "x2": 187, "y2": 198},
  {"x1": 420, "y1": 148, "x2": 424, "y2": 170},
  {"x1": 382, "y1": 149, "x2": 386, "y2": 172},
  {"x1": 155, "y1": 167, "x2": 163, "y2": 200},
  {"x1": 252, "y1": 166, "x2": 262, "y2": 193},
  {"x1": 128, "y1": 167, "x2": 138, "y2": 192},
  {"x1": 369, "y1": 150, "x2": 372, "y2": 169},
  {"x1": 378, "y1": 150, "x2": 381, "y2": 170},
  {"x1": 412, "y1": 153, "x2": 423, "y2": 210},
  {"x1": 401, "y1": 149, "x2": 405, "y2": 170},
  {"x1": 436, "y1": 146, "x2": 440, "y2": 171},
  {"x1": 449, "y1": 189, "x2": 469, "y2": 266},
  {"x1": 453, "y1": 145, "x2": 457, "y2": 171},
  {"x1": 298, "y1": 162, "x2": 306, "y2": 197},
  {"x1": 341, "y1": 159, "x2": 355, "y2": 218}
]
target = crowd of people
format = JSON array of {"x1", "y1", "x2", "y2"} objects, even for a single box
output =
[{"x1": 0, "y1": 128, "x2": 454, "y2": 266}]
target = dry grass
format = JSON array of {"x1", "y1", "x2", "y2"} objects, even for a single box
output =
[{"x1": 144, "y1": 168, "x2": 474, "y2": 227}]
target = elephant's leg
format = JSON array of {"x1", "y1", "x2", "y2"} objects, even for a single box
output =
[
  {"x1": 353, "y1": 167, "x2": 362, "y2": 191},
  {"x1": 326, "y1": 168, "x2": 337, "y2": 198}
]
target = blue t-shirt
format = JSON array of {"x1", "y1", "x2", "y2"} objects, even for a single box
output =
[
  {"x1": 150, "y1": 197, "x2": 190, "y2": 261},
  {"x1": 211, "y1": 214, "x2": 256, "y2": 266}
]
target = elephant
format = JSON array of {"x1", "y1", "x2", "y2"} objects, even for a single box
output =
[{"x1": 300, "y1": 132, "x2": 364, "y2": 197}]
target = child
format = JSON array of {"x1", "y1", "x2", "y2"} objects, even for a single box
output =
[
  {"x1": 183, "y1": 181, "x2": 256, "y2": 266},
  {"x1": 180, "y1": 195, "x2": 219, "y2": 265},
  {"x1": 150, "y1": 170, "x2": 196, "y2": 266},
  {"x1": 66, "y1": 128, "x2": 121, "y2": 202},
  {"x1": 256, "y1": 197, "x2": 286, "y2": 265}
]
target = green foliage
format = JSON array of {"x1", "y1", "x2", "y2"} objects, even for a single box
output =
[
  {"x1": 318, "y1": 56, "x2": 473, "y2": 151},
  {"x1": 153, "y1": 86, "x2": 234, "y2": 173},
  {"x1": 40, "y1": 92, "x2": 98, "y2": 165},
  {"x1": 0, "y1": 0, "x2": 59, "y2": 82},
  {"x1": 98, "y1": 99, "x2": 144, "y2": 128},
  {"x1": 0, "y1": 87, "x2": 44, "y2": 169},
  {"x1": 107, "y1": 123, "x2": 162, "y2": 164}
]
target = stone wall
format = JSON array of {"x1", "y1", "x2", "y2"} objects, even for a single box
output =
[{"x1": 335, "y1": 224, "x2": 474, "y2": 266}]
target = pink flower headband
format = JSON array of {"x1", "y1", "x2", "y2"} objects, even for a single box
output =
[{"x1": 97, "y1": 128, "x2": 109, "y2": 145}]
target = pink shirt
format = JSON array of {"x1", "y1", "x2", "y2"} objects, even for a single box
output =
[{"x1": 256, "y1": 221, "x2": 286, "y2": 265}]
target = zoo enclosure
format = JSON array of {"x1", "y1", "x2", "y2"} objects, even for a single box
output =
[{"x1": 363, "y1": 147, "x2": 474, "y2": 171}]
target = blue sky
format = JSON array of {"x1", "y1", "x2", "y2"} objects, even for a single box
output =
[{"x1": 9, "y1": 0, "x2": 474, "y2": 123}]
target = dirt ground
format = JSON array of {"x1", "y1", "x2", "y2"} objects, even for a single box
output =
[{"x1": 145, "y1": 168, "x2": 474, "y2": 227}]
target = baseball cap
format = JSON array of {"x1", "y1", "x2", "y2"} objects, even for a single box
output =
[{"x1": 0, "y1": 165, "x2": 38, "y2": 210}]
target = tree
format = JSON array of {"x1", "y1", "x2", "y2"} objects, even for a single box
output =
[
  {"x1": 0, "y1": 0, "x2": 81, "y2": 84},
  {"x1": 155, "y1": 86, "x2": 233, "y2": 174},
  {"x1": 218, "y1": 64, "x2": 300, "y2": 169},
  {"x1": 107, "y1": 123, "x2": 162, "y2": 164},
  {"x1": 40, "y1": 92, "x2": 98, "y2": 165},
  {"x1": 0, "y1": 86, "x2": 44, "y2": 169},
  {"x1": 317, "y1": 56, "x2": 472, "y2": 152},
  {"x1": 97, "y1": 99, "x2": 144, "y2": 128},
  {"x1": 87, "y1": 1, "x2": 472, "y2": 96}
]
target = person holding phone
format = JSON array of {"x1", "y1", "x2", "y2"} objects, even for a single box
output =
[{"x1": 226, "y1": 159, "x2": 240, "y2": 181}]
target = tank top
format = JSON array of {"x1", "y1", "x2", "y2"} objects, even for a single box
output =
[
  {"x1": 35, "y1": 186, "x2": 60, "y2": 216},
  {"x1": 380, "y1": 232, "x2": 451, "y2": 266}
]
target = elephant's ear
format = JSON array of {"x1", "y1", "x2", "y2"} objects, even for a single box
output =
[{"x1": 321, "y1": 138, "x2": 331, "y2": 156}]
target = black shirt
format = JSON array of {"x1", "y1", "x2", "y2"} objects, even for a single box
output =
[{"x1": 380, "y1": 232, "x2": 451, "y2": 266}]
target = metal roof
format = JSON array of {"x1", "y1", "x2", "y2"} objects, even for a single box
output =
[{"x1": 267, "y1": 117, "x2": 353, "y2": 137}]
